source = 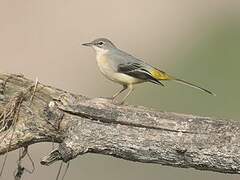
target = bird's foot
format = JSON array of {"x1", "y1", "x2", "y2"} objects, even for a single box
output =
[
  {"x1": 96, "y1": 97, "x2": 126, "y2": 106},
  {"x1": 98, "y1": 96, "x2": 113, "y2": 100},
  {"x1": 112, "y1": 99, "x2": 126, "y2": 106},
  {"x1": 91, "y1": 97, "x2": 113, "y2": 104}
]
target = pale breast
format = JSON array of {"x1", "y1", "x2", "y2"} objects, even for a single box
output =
[
  {"x1": 97, "y1": 54, "x2": 115, "y2": 79},
  {"x1": 96, "y1": 54, "x2": 142, "y2": 85}
]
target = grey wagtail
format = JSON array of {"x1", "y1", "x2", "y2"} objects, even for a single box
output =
[{"x1": 82, "y1": 38, "x2": 215, "y2": 104}]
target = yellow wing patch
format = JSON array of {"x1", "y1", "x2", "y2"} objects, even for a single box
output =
[{"x1": 150, "y1": 69, "x2": 171, "y2": 80}]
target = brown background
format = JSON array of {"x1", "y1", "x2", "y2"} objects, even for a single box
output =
[{"x1": 0, "y1": 0, "x2": 240, "y2": 179}]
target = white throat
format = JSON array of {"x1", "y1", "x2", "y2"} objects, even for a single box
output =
[{"x1": 93, "y1": 46, "x2": 109, "y2": 59}]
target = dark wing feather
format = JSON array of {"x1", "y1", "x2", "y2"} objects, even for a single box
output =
[{"x1": 117, "y1": 63, "x2": 164, "y2": 86}]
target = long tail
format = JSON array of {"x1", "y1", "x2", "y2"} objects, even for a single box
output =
[
  {"x1": 173, "y1": 78, "x2": 216, "y2": 96},
  {"x1": 150, "y1": 69, "x2": 215, "y2": 96}
]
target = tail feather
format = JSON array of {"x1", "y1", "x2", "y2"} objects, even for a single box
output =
[
  {"x1": 174, "y1": 78, "x2": 216, "y2": 96},
  {"x1": 150, "y1": 69, "x2": 215, "y2": 96}
]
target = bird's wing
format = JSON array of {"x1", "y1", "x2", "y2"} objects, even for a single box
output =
[
  {"x1": 117, "y1": 62, "x2": 164, "y2": 86},
  {"x1": 107, "y1": 49, "x2": 169, "y2": 85}
]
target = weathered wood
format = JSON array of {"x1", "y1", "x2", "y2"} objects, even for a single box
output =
[{"x1": 0, "y1": 73, "x2": 239, "y2": 174}]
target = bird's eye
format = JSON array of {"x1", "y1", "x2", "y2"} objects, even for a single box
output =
[{"x1": 98, "y1": 41, "x2": 104, "y2": 46}]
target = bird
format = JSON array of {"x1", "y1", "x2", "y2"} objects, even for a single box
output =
[{"x1": 82, "y1": 38, "x2": 215, "y2": 104}]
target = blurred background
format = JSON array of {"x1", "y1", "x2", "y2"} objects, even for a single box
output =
[{"x1": 0, "y1": 0, "x2": 240, "y2": 179}]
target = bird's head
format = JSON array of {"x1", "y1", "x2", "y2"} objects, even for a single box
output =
[{"x1": 82, "y1": 38, "x2": 116, "y2": 54}]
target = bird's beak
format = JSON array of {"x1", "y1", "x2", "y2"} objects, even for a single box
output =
[{"x1": 82, "y1": 42, "x2": 93, "y2": 47}]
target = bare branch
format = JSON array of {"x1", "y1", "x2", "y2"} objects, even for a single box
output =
[{"x1": 0, "y1": 73, "x2": 239, "y2": 175}]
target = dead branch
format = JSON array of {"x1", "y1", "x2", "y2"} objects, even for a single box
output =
[{"x1": 0, "y1": 73, "x2": 239, "y2": 175}]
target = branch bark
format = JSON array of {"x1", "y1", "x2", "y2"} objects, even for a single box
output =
[{"x1": 0, "y1": 73, "x2": 239, "y2": 174}]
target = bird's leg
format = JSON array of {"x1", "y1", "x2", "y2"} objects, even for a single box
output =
[
  {"x1": 111, "y1": 85, "x2": 128, "y2": 100},
  {"x1": 119, "y1": 85, "x2": 134, "y2": 105}
]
